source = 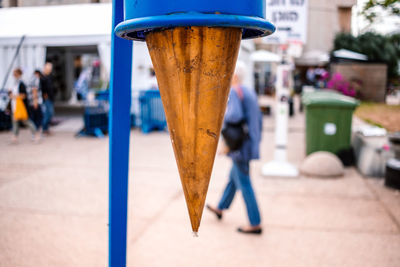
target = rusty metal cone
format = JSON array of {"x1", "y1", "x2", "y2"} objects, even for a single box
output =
[{"x1": 146, "y1": 26, "x2": 242, "y2": 233}]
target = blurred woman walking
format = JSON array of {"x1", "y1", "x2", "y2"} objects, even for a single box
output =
[
  {"x1": 207, "y1": 62, "x2": 263, "y2": 234},
  {"x1": 8, "y1": 68, "x2": 39, "y2": 143}
]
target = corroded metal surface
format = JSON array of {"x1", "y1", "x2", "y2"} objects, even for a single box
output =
[{"x1": 146, "y1": 26, "x2": 241, "y2": 232}]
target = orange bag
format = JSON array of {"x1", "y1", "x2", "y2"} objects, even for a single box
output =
[{"x1": 13, "y1": 97, "x2": 28, "y2": 121}]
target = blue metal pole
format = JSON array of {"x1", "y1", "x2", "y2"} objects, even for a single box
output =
[{"x1": 109, "y1": 0, "x2": 132, "y2": 266}]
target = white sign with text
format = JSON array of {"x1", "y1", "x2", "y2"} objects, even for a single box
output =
[{"x1": 265, "y1": 0, "x2": 308, "y2": 44}]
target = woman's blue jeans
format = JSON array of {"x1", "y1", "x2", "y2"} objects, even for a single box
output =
[{"x1": 217, "y1": 161, "x2": 261, "y2": 226}]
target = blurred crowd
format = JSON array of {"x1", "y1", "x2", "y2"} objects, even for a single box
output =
[{"x1": 5, "y1": 62, "x2": 55, "y2": 143}]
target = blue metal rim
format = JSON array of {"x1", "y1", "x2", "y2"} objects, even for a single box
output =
[{"x1": 115, "y1": 13, "x2": 275, "y2": 41}]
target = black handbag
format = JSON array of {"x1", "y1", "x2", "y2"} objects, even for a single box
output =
[
  {"x1": 221, "y1": 120, "x2": 249, "y2": 151},
  {"x1": 222, "y1": 86, "x2": 249, "y2": 151}
]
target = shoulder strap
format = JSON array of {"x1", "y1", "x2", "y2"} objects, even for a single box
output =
[{"x1": 233, "y1": 85, "x2": 243, "y2": 101}]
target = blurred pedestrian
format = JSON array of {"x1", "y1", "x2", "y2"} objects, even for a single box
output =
[
  {"x1": 28, "y1": 70, "x2": 43, "y2": 130},
  {"x1": 41, "y1": 62, "x2": 55, "y2": 135},
  {"x1": 306, "y1": 67, "x2": 316, "y2": 86},
  {"x1": 8, "y1": 68, "x2": 39, "y2": 143},
  {"x1": 207, "y1": 62, "x2": 263, "y2": 234},
  {"x1": 74, "y1": 66, "x2": 91, "y2": 101},
  {"x1": 315, "y1": 67, "x2": 328, "y2": 88}
]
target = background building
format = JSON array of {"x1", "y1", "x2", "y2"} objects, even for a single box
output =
[
  {"x1": 304, "y1": 0, "x2": 355, "y2": 53},
  {"x1": 257, "y1": 0, "x2": 356, "y2": 64},
  {"x1": 293, "y1": 0, "x2": 356, "y2": 84}
]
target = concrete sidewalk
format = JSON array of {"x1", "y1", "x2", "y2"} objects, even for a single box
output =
[{"x1": 0, "y1": 112, "x2": 399, "y2": 267}]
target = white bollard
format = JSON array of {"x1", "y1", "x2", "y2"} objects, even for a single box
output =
[{"x1": 262, "y1": 64, "x2": 298, "y2": 177}]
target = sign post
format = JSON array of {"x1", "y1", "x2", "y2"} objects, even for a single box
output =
[
  {"x1": 109, "y1": 0, "x2": 132, "y2": 266},
  {"x1": 261, "y1": 64, "x2": 299, "y2": 177}
]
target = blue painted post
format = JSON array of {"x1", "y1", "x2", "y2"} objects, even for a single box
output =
[{"x1": 109, "y1": 0, "x2": 133, "y2": 266}]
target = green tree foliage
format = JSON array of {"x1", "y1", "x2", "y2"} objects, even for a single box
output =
[
  {"x1": 362, "y1": 0, "x2": 400, "y2": 23},
  {"x1": 333, "y1": 32, "x2": 400, "y2": 79}
]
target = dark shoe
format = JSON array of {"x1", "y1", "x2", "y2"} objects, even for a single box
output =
[
  {"x1": 237, "y1": 227, "x2": 262, "y2": 235},
  {"x1": 206, "y1": 204, "x2": 222, "y2": 220}
]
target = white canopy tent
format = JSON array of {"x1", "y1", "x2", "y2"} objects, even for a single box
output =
[
  {"x1": 295, "y1": 50, "x2": 330, "y2": 66},
  {"x1": 250, "y1": 50, "x2": 281, "y2": 63},
  {"x1": 333, "y1": 49, "x2": 368, "y2": 61}
]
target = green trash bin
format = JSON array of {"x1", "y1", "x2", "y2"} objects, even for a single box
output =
[{"x1": 302, "y1": 91, "x2": 359, "y2": 155}]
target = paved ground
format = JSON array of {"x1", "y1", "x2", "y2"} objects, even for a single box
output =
[{"x1": 0, "y1": 110, "x2": 399, "y2": 267}]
